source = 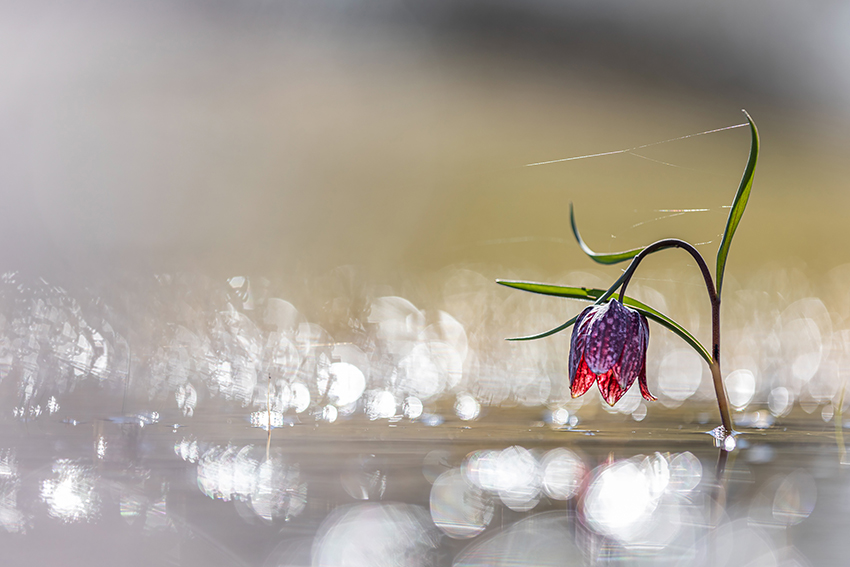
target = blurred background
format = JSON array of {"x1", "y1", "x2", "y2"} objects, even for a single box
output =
[{"x1": 2, "y1": 0, "x2": 850, "y2": 565}]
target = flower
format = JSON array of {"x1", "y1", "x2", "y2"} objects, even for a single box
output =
[{"x1": 569, "y1": 299, "x2": 655, "y2": 406}]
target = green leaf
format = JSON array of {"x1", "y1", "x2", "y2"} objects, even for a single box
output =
[
  {"x1": 506, "y1": 314, "x2": 579, "y2": 341},
  {"x1": 570, "y1": 203, "x2": 644, "y2": 264},
  {"x1": 497, "y1": 279, "x2": 713, "y2": 364},
  {"x1": 500, "y1": 280, "x2": 600, "y2": 301},
  {"x1": 624, "y1": 299, "x2": 712, "y2": 366},
  {"x1": 716, "y1": 110, "x2": 759, "y2": 295}
]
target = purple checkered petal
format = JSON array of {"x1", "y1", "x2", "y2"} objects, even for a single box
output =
[
  {"x1": 616, "y1": 309, "x2": 647, "y2": 391},
  {"x1": 569, "y1": 305, "x2": 594, "y2": 384},
  {"x1": 566, "y1": 298, "x2": 653, "y2": 407},
  {"x1": 585, "y1": 300, "x2": 630, "y2": 375}
]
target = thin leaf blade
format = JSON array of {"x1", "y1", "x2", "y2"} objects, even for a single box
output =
[
  {"x1": 716, "y1": 110, "x2": 759, "y2": 295},
  {"x1": 497, "y1": 279, "x2": 712, "y2": 363},
  {"x1": 506, "y1": 315, "x2": 580, "y2": 341},
  {"x1": 620, "y1": 297, "x2": 712, "y2": 365},
  {"x1": 571, "y1": 203, "x2": 644, "y2": 264},
  {"x1": 498, "y1": 280, "x2": 598, "y2": 300}
]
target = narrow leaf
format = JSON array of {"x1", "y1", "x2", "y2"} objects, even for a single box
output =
[
  {"x1": 499, "y1": 280, "x2": 599, "y2": 301},
  {"x1": 624, "y1": 298, "x2": 712, "y2": 366},
  {"x1": 571, "y1": 203, "x2": 644, "y2": 264},
  {"x1": 506, "y1": 314, "x2": 579, "y2": 341},
  {"x1": 716, "y1": 110, "x2": 759, "y2": 295},
  {"x1": 497, "y1": 279, "x2": 712, "y2": 364}
]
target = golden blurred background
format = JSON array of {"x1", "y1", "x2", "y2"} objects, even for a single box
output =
[
  {"x1": 2, "y1": 3, "x2": 850, "y2": 565},
  {"x1": 2, "y1": 0, "x2": 849, "y2": 281}
]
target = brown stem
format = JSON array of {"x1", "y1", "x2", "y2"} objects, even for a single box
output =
[
  {"x1": 618, "y1": 239, "x2": 733, "y2": 437},
  {"x1": 710, "y1": 360, "x2": 733, "y2": 436},
  {"x1": 618, "y1": 239, "x2": 715, "y2": 305}
]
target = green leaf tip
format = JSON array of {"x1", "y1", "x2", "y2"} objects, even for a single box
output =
[
  {"x1": 716, "y1": 110, "x2": 759, "y2": 295},
  {"x1": 570, "y1": 203, "x2": 645, "y2": 265},
  {"x1": 505, "y1": 314, "x2": 579, "y2": 341},
  {"x1": 497, "y1": 279, "x2": 712, "y2": 364}
]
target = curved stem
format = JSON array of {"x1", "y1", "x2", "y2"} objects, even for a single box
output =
[
  {"x1": 616, "y1": 239, "x2": 733, "y2": 437},
  {"x1": 618, "y1": 239, "x2": 715, "y2": 304}
]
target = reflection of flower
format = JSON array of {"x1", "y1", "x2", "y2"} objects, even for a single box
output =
[{"x1": 569, "y1": 300, "x2": 655, "y2": 406}]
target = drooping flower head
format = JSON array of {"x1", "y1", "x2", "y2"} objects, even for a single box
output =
[{"x1": 569, "y1": 299, "x2": 655, "y2": 406}]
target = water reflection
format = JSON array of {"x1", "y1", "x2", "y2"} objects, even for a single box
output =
[
  {"x1": 541, "y1": 448, "x2": 586, "y2": 500},
  {"x1": 0, "y1": 449, "x2": 25, "y2": 534},
  {"x1": 312, "y1": 503, "x2": 440, "y2": 567},
  {"x1": 0, "y1": 429, "x2": 836, "y2": 565},
  {"x1": 771, "y1": 471, "x2": 817, "y2": 526},
  {"x1": 430, "y1": 469, "x2": 493, "y2": 538},
  {"x1": 197, "y1": 445, "x2": 307, "y2": 522},
  {"x1": 341, "y1": 454, "x2": 388, "y2": 501},
  {"x1": 4, "y1": 262, "x2": 850, "y2": 436},
  {"x1": 583, "y1": 457, "x2": 662, "y2": 543},
  {"x1": 4, "y1": 0, "x2": 850, "y2": 561},
  {"x1": 0, "y1": 260, "x2": 848, "y2": 565},
  {"x1": 40, "y1": 460, "x2": 100, "y2": 523},
  {"x1": 455, "y1": 512, "x2": 581, "y2": 567}
]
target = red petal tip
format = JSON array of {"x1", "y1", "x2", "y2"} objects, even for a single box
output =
[{"x1": 638, "y1": 373, "x2": 655, "y2": 402}]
